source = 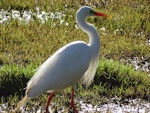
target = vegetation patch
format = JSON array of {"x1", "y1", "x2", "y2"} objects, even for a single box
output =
[
  {"x1": 0, "y1": 64, "x2": 36, "y2": 96},
  {"x1": 93, "y1": 59, "x2": 150, "y2": 99},
  {"x1": 1, "y1": 59, "x2": 149, "y2": 99}
]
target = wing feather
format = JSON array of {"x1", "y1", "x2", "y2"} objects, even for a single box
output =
[{"x1": 26, "y1": 41, "x2": 91, "y2": 98}]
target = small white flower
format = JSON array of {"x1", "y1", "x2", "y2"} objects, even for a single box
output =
[
  {"x1": 100, "y1": 27, "x2": 105, "y2": 31},
  {"x1": 65, "y1": 22, "x2": 69, "y2": 26},
  {"x1": 60, "y1": 19, "x2": 64, "y2": 24}
]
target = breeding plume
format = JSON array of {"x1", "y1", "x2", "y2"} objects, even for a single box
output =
[{"x1": 15, "y1": 6, "x2": 110, "y2": 113}]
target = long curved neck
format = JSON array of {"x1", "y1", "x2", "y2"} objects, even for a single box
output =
[{"x1": 76, "y1": 15, "x2": 100, "y2": 55}]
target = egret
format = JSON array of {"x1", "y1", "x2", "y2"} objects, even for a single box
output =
[{"x1": 15, "y1": 6, "x2": 110, "y2": 113}]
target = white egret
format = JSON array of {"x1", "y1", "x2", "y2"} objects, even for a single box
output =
[{"x1": 15, "y1": 6, "x2": 110, "y2": 113}]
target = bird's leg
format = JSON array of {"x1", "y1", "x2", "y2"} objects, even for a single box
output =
[
  {"x1": 70, "y1": 88, "x2": 78, "y2": 113},
  {"x1": 45, "y1": 93, "x2": 54, "y2": 113}
]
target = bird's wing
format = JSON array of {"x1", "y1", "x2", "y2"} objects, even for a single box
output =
[{"x1": 26, "y1": 41, "x2": 91, "y2": 98}]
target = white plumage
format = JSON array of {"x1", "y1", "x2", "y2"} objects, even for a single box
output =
[
  {"x1": 15, "y1": 6, "x2": 110, "y2": 113},
  {"x1": 27, "y1": 41, "x2": 91, "y2": 97}
]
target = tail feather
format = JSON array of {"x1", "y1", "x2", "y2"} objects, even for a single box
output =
[{"x1": 14, "y1": 95, "x2": 29, "y2": 112}]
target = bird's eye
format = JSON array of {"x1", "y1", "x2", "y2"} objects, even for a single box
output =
[{"x1": 90, "y1": 10, "x2": 95, "y2": 15}]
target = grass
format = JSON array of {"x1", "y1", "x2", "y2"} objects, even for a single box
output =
[
  {"x1": 0, "y1": 59, "x2": 150, "y2": 111},
  {"x1": 0, "y1": 0, "x2": 150, "y2": 111},
  {"x1": 0, "y1": 64, "x2": 37, "y2": 96},
  {"x1": 0, "y1": 0, "x2": 150, "y2": 65},
  {"x1": 0, "y1": 59, "x2": 149, "y2": 112},
  {"x1": 0, "y1": 59, "x2": 150, "y2": 99},
  {"x1": 94, "y1": 59, "x2": 150, "y2": 99}
]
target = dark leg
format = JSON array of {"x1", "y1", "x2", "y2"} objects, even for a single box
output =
[
  {"x1": 45, "y1": 93, "x2": 54, "y2": 113},
  {"x1": 70, "y1": 88, "x2": 78, "y2": 113}
]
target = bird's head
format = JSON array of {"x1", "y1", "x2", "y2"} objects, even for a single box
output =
[{"x1": 77, "y1": 6, "x2": 111, "y2": 18}]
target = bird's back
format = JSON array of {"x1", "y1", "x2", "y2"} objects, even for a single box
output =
[{"x1": 26, "y1": 41, "x2": 91, "y2": 98}]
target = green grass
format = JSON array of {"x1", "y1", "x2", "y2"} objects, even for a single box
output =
[
  {"x1": 94, "y1": 59, "x2": 150, "y2": 99},
  {"x1": 0, "y1": 0, "x2": 150, "y2": 109},
  {"x1": 0, "y1": 59, "x2": 149, "y2": 112},
  {"x1": 0, "y1": 59, "x2": 150, "y2": 99},
  {"x1": 0, "y1": 64, "x2": 37, "y2": 96},
  {"x1": 0, "y1": 0, "x2": 149, "y2": 65}
]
